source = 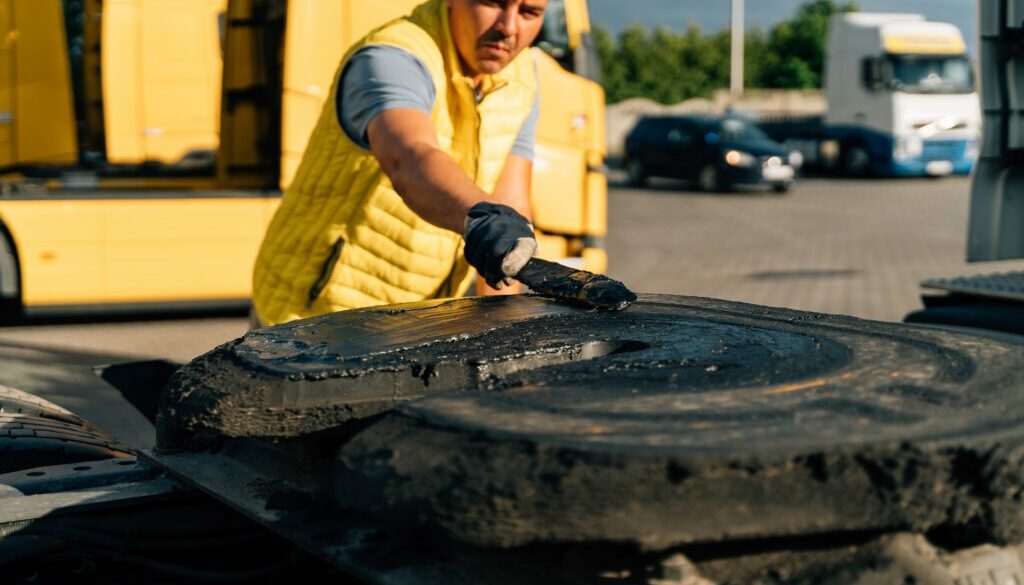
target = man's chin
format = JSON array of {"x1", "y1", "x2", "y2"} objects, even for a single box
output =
[{"x1": 474, "y1": 56, "x2": 511, "y2": 75}]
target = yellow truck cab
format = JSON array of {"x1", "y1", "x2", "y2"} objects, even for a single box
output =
[{"x1": 0, "y1": 0, "x2": 605, "y2": 315}]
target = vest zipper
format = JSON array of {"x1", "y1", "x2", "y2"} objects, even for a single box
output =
[{"x1": 307, "y1": 237, "x2": 345, "y2": 306}]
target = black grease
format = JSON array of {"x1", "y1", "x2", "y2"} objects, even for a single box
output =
[{"x1": 515, "y1": 258, "x2": 637, "y2": 311}]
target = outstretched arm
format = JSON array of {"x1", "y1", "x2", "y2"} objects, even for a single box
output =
[
  {"x1": 367, "y1": 108, "x2": 536, "y2": 290},
  {"x1": 368, "y1": 108, "x2": 487, "y2": 234}
]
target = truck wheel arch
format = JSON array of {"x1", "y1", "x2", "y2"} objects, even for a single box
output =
[{"x1": 0, "y1": 220, "x2": 22, "y2": 317}]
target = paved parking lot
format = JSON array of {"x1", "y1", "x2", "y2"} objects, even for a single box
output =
[
  {"x1": 606, "y1": 175, "x2": 1024, "y2": 323},
  {"x1": 3, "y1": 175, "x2": 1024, "y2": 445}
]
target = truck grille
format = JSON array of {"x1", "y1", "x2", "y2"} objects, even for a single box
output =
[{"x1": 921, "y1": 140, "x2": 964, "y2": 161}]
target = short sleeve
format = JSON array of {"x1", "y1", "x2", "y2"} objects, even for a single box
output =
[
  {"x1": 510, "y1": 91, "x2": 540, "y2": 162},
  {"x1": 336, "y1": 45, "x2": 436, "y2": 149}
]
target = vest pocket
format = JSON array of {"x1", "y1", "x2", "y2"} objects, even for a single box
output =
[{"x1": 308, "y1": 237, "x2": 345, "y2": 304}]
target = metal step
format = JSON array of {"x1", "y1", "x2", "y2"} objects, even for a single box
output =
[{"x1": 922, "y1": 271, "x2": 1024, "y2": 302}]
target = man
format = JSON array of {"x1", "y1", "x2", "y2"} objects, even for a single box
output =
[{"x1": 252, "y1": 0, "x2": 546, "y2": 326}]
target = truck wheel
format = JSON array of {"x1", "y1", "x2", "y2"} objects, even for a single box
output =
[
  {"x1": 0, "y1": 385, "x2": 132, "y2": 473},
  {"x1": 697, "y1": 164, "x2": 722, "y2": 192},
  {"x1": 842, "y1": 144, "x2": 871, "y2": 176},
  {"x1": 625, "y1": 159, "x2": 647, "y2": 187},
  {"x1": 0, "y1": 231, "x2": 21, "y2": 321},
  {"x1": 322, "y1": 295, "x2": 1024, "y2": 550}
]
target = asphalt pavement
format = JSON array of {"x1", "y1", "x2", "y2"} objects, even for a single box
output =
[
  {"x1": 605, "y1": 174, "x2": 1024, "y2": 322},
  {"x1": 3, "y1": 175, "x2": 1023, "y2": 447}
]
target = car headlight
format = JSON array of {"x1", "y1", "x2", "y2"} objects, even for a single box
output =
[
  {"x1": 788, "y1": 151, "x2": 804, "y2": 168},
  {"x1": 725, "y1": 150, "x2": 757, "y2": 167}
]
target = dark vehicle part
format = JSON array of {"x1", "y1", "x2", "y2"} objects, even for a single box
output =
[
  {"x1": 907, "y1": 0, "x2": 1024, "y2": 337},
  {"x1": 0, "y1": 226, "x2": 20, "y2": 319},
  {"x1": 697, "y1": 164, "x2": 721, "y2": 192},
  {"x1": 624, "y1": 116, "x2": 795, "y2": 192},
  {"x1": 0, "y1": 455, "x2": 340, "y2": 583},
  {"x1": 625, "y1": 158, "x2": 647, "y2": 186},
  {"x1": 0, "y1": 385, "x2": 132, "y2": 473},
  {"x1": 841, "y1": 142, "x2": 872, "y2": 175},
  {"x1": 153, "y1": 295, "x2": 1024, "y2": 584},
  {"x1": 967, "y1": 0, "x2": 1024, "y2": 261},
  {"x1": 906, "y1": 272, "x2": 1024, "y2": 336}
]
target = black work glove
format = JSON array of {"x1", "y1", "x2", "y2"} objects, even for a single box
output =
[{"x1": 463, "y1": 202, "x2": 537, "y2": 289}]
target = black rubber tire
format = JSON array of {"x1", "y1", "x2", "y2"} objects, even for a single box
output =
[
  {"x1": 0, "y1": 385, "x2": 132, "y2": 473},
  {"x1": 316, "y1": 295, "x2": 1024, "y2": 550},
  {"x1": 0, "y1": 232, "x2": 21, "y2": 322},
  {"x1": 697, "y1": 164, "x2": 722, "y2": 192},
  {"x1": 842, "y1": 144, "x2": 871, "y2": 176},
  {"x1": 625, "y1": 158, "x2": 647, "y2": 187},
  {"x1": 162, "y1": 295, "x2": 1024, "y2": 550},
  {"x1": 772, "y1": 182, "x2": 791, "y2": 194}
]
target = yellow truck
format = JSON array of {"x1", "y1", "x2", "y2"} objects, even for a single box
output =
[{"x1": 0, "y1": 0, "x2": 605, "y2": 315}]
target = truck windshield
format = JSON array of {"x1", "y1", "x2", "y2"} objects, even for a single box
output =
[
  {"x1": 718, "y1": 119, "x2": 771, "y2": 142},
  {"x1": 532, "y1": 0, "x2": 601, "y2": 82},
  {"x1": 535, "y1": 0, "x2": 569, "y2": 62},
  {"x1": 886, "y1": 55, "x2": 974, "y2": 94}
]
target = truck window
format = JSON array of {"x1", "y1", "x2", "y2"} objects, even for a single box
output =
[
  {"x1": 667, "y1": 120, "x2": 696, "y2": 145},
  {"x1": 886, "y1": 55, "x2": 975, "y2": 94},
  {"x1": 533, "y1": 0, "x2": 600, "y2": 82},
  {"x1": 534, "y1": 0, "x2": 570, "y2": 64}
]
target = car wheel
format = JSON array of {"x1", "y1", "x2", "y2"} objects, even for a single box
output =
[
  {"x1": 697, "y1": 165, "x2": 722, "y2": 192},
  {"x1": 842, "y1": 144, "x2": 871, "y2": 176},
  {"x1": 626, "y1": 159, "x2": 647, "y2": 187},
  {"x1": 772, "y1": 182, "x2": 791, "y2": 194}
]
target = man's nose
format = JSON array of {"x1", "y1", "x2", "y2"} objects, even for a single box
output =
[{"x1": 494, "y1": 7, "x2": 519, "y2": 37}]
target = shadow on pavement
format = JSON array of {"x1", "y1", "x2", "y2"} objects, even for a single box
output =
[{"x1": 6, "y1": 305, "x2": 249, "y2": 328}]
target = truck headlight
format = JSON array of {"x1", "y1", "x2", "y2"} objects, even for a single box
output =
[
  {"x1": 725, "y1": 150, "x2": 757, "y2": 167},
  {"x1": 894, "y1": 136, "x2": 924, "y2": 161}
]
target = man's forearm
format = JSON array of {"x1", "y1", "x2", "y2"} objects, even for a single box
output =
[{"x1": 382, "y1": 143, "x2": 487, "y2": 234}]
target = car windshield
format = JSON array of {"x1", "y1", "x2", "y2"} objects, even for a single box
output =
[
  {"x1": 717, "y1": 118, "x2": 770, "y2": 142},
  {"x1": 887, "y1": 55, "x2": 974, "y2": 94}
]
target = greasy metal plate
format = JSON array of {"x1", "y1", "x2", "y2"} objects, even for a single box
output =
[{"x1": 923, "y1": 271, "x2": 1024, "y2": 302}]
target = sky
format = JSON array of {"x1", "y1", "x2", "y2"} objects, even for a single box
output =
[{"x1": 588, "y1": 0, "x2": 977, "y2": 54}]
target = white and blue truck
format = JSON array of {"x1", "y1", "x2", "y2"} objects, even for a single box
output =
[{"x1": 759, "y1": 12, "x2": 981, "y2": 177}]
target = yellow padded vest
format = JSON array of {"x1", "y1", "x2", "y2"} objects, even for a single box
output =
[{"x1": 252, "y1": 0, "x2": 537, "y2": 325}]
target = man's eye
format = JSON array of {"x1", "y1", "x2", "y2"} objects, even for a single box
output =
[{"x1": 522, "y1": 8, "x2": 543, "y2": 19}]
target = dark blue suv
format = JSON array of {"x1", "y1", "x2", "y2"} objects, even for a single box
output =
[{"x1": 624, "y1": 116, "x2": 799, "y2": 193}]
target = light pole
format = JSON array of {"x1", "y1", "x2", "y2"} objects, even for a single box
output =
[{"x1": 731, "y1": 0, "x2": 745, "y2": 99}]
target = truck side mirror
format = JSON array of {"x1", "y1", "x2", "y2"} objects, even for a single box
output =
[{"x1": 861, "y1": 57, "x2": 885, "y2": 92}]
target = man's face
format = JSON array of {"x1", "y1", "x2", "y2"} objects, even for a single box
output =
[{"x1": 446, "y1": 0, "x2": 548, "y2": 78}]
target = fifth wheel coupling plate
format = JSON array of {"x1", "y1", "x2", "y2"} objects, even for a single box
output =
[{"x1": 330, "y1": 295, "x2": 1024, "y2": 550}]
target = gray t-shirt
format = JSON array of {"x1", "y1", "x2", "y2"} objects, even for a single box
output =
[{"x1": 337, "y1": 45, "x2": 539, "y2": 161}]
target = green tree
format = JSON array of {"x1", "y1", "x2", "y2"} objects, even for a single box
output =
[
  {"x1": 592, "y1": 0, "x2": 859, "y2": 102},
  {"x1": 753, "y1": 0, "x2": 860, "y2": 88}
]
